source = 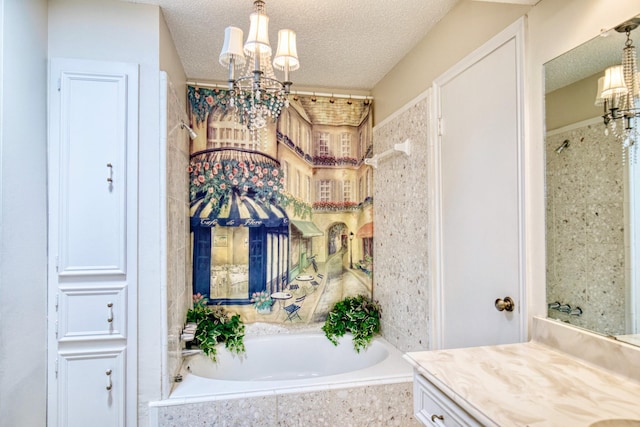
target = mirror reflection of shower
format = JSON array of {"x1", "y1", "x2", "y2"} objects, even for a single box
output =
[{"x1": 555, "y1": 139, "x2": 570, "y2": 154}]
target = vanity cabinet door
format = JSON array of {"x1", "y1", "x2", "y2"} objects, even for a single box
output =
[{"x1": 414, "y1": 374, "x2": 481, "y2": 427}]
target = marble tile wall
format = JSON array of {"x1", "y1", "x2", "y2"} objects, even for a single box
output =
[
  {"x1": 164, "y1": 76, "x2": 192, "y2": 397},
  {"x1": 154, "y1": 382, "x2": 418, "y2": 427},
  {"x1": 372, "y1": 92, "x2": 431, "y2": 352},
  {"x1": 545, "y1": 121, "x2": 626, "y2": 335}
]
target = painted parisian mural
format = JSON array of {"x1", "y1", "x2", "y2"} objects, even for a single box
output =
[{"x1": 187, "y1": 86, "x2": 373, "y2": 324}]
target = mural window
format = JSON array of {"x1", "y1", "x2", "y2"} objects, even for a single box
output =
[
  {"x1": 341, "y1": 133, "x2": 351, "y2": 157},
  {"x1": 318, "y1": 180, "x2": 331, "y2": 202},
  {"x1": 359, "y1": 177, "x2": 364, "y2": 202},
  {"x1": 317, "y1": 132, "x2": 330, "y2": 156},
  {"x1": 282, "y1": 160, "x2": 289, "y2": 190},
  {"x1": 306, "y1": 176, "x2": 311, "y2": 202},
  {"x1": 343, "y1": 180, "x2": 352, "y2": 202},
  {"x1": 295, "y1": 170, "x2": 301, "y2": 197}
]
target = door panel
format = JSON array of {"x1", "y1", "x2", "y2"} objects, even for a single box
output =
[
  {"x1": 58, "y1": 71, "x2": 128, "y2": 276},
  {"x1": 432, "y1": 19, "x2": 525, "y2": 349},
  {"x1": 58, "y1": 349, "x2": 125, "y2": 427}
]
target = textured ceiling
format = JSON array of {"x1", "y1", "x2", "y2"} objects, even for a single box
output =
[{"x1": 126, "y1": 0, "x2": 461, "y2": 91}]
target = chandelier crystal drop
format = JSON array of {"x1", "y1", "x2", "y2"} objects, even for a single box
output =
[
  {"x1": 596, "y1": 18, "x2": 640, "y2": 163},
  {"x1": 218, "y1": 0, "x2": 299, "y2": 136}
]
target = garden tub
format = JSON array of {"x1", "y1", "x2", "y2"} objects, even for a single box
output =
[{"x1": 169, "y1": 332, "x2": 412, "y2": 399}]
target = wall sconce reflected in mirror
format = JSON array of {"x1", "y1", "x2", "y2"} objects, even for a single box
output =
[
  {"x1": 180, "y1": 120, "x2": 198, "y2": 140},
  {"x1": 594, "y1": 17, "x2": 640, "y2": 162}
]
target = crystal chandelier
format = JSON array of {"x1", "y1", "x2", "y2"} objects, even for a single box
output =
[
  {"x1": 218, "y1": 0, "x2": 299, "y2": 135},
  {"x1": 595, "y1": 18, "x2": 640, "y2": 162}
]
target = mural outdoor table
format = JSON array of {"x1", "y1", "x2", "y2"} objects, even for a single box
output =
[{"x1": 271, "y1": 292, "x2": 293, "y2": 312}]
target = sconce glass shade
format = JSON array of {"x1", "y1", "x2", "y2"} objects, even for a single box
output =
[
  {"x1": 601, "y1": 65, "x2": 628, "y2": 98},
  {"x1": 273, "y1": 29, "x2": 300, "y2": 71},
  {"x1": 219, "y1": 26, "x2": 246, "y2": 67},
  {"x1": 594, "y1": 76, "x2": 606, "y2": 106},
  {"x1": 244, "y1": 12, "x2": 271, "y2": 55}
]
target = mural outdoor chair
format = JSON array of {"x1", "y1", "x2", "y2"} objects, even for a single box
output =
[{"x1": 283, "y1": 295, "x2": 306, "y2": 321}]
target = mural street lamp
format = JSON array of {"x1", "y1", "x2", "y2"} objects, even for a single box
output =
[{"x1": 349, "y1": 231, "x2": 355, "y2": 269}]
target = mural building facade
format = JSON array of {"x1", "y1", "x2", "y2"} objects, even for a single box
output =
[{"x1": 187, "y1": 86, "x2": 373, "y2": 324}]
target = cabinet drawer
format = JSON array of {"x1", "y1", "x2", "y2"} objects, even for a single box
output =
[
  {"x1": 414, "y1": 373, "x2": 480, "y2": 427},
  {"x1": 58, "y1": 286, "x2": 127, "y2": 341}
]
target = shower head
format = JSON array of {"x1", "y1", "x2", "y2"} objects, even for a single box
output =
[
  {"x1": 555, "y1": 139, "x2": 570, "y2": 154},
  {"x1": 180, "y1": 120, "x2": 198, "y2": 140}
]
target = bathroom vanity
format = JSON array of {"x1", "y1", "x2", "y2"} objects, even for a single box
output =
[{"x1": 405, "y1": 317, "x2": 640, "y2": 426}]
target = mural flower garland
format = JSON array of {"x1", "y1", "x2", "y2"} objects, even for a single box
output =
[
  {"x1": 188, "y1": 86, "x2": 230, "y2": 125},
  {"x1": 189, "y1": 157, "x2": 286, "y2": 219}
]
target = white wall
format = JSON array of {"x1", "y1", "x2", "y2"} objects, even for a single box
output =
[
  {"x1": 48, "y1": 1, "x2": 164, "y2": 424},
  {"x1": 0, "y1": 0, "x2": 49, "y2": 425}
]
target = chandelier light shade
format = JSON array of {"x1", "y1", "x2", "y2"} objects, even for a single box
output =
[
  {"x1": 219, "y1": 27, "x2": 246, "y2": 67},
  {"x1": 245, "y1": 10, "x2": 271, "y2": 55},
  {"x1": 218, "y1": 0, "x2": 299, "y2": 139},
  {"x1": 596, "y1": 17, "x2": 640, "y2": 162},
  {"x1": 274, "y1": 30, "x2": 299, "y2": 73}
]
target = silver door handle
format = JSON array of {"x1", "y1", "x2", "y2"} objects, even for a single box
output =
[{"x1": 106, "y1": 369, "x2": 112, "y2": 391}]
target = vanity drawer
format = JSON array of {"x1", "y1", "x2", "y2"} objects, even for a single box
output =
[{"x1": 414, "y1": 373, "x2": 481, "y2": 427}]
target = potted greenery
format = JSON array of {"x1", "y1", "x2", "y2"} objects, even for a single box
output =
[
  {"x1": 322, "y1": 294, "x2": 382, "y2": 352},
  {"x1": 186, "y1": 293, "x2": 245, "y2": 361}
]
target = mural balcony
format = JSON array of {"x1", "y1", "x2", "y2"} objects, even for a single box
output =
[{"x1": 312, "y1": 201, "x2": 361, "y2": 212}]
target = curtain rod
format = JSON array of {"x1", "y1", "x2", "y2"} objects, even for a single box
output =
[{"x1": 186, "y1": 81, "x2": 374, "y2": 101}]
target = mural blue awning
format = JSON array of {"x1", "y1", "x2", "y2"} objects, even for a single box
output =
[{"x1": 191, "y1": 191, "x2": 288, "y2": 228}]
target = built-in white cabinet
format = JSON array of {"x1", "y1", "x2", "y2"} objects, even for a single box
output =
[
  {"x1": 413, "y1": 373, "x2": 480, "y2": 427},
  {"x1": 48, "y1": 59, "x2": 138, "y2": 427}
]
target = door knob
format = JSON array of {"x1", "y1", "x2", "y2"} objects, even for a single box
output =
[{"x1": 495, "y1": 296, "x2": 515, "y2": 312}]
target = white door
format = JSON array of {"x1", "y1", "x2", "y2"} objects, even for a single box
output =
[
  {"x1": 48, "y1": 59, "x2": 138, "y2": 427},
  {"x1": 430, "y1": 19, "x2": 526, "y2": 350}
]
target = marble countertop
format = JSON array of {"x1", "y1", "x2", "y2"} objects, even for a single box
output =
[{"x1": 405, "y1": 341, "x2": 640, "y2": 426}]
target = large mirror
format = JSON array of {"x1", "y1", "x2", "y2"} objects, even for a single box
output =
[{"x1": 544, "y1": 15, "x2": 640, "y2": 347}]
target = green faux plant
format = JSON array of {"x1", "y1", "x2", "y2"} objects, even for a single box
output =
[
  {"x1": 186, "y1": 293, "x2": 245, "y2": 362},
  {"x1": 322, "y1": 295, "x2": 382, "y2": 352}
]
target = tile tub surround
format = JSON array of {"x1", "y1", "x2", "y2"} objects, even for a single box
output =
[
  {"x1": 372, "y1": 92, "x2": 431, "y2": 352},
  {"x1": 150, "y1": 381, "x2": 420, "y2": 427},
  {"x1": 150, "y1": 323, "x2": 419, "y2": 426},
  {"x1": 404, "y1": 317, "x2": 640, "y2": 426}
]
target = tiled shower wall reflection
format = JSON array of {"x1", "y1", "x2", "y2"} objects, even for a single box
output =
[
  {"x1": 545, "y1": 120, "x2": 626, "y2": 335},
  {"x1": 373, "y1": 92, "x2": 431, "y2": 351},
  {"x1": 163, "y1": 74, "x2": 192, "y2": 397}
]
